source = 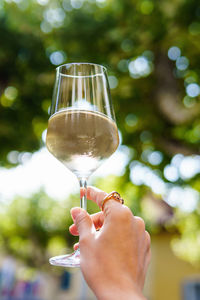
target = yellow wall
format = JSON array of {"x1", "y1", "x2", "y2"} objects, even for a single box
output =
[{"x1": 144, "y1": 233, "x2": 200, "y2": 300}]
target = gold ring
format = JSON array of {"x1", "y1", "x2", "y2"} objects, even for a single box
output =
[{"x1": 101, "y1": 191, "x2": 124, "y2": 211}]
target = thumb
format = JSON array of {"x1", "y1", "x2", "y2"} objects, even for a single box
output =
[{"x1": 71, "y1": 207, "x2": 93, "y2": 237}]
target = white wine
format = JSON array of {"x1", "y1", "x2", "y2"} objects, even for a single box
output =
[{"x1": 46, "y1": 109, "x2": 119, "y2": 178}]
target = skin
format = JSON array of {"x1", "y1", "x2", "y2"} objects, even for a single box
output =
[{"x1": 69, "y1": 186, "x2": 151, "y2": 300}]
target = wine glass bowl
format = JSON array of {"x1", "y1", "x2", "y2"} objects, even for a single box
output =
[{"x1": 46, "y1": 63, "x2": 119, "y2": 267}]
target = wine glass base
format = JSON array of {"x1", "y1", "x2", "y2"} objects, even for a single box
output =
[{"x1": 49, "y1": 248, "x2": 80, "y2": 268}]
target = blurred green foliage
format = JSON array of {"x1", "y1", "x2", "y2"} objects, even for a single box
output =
[
  {"x1": 0, "y1": 0, "x2": 200, "y2": 267},
  {"x1": 0, "y1": 190, "x2": 78, "y2": 269}
]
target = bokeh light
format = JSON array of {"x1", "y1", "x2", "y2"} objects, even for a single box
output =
[
  {"x1": 37, "y1": 0, "x2": 49, "y2": 5},
  {"x1": 165, "y1": 187, "x2": 199, "y2": 213},
  {"x1": 164, "y1": 165, "x2": 179, "y2": 182},
  {"x1": 176, "y1": 56, "x2": 189, "y2": 71},
  {"x1": 43, "y1": 7, "x2": 66, "y2": 28},
  {"x1": 7, "y1": 151, "x2": 20, "y2": 164},
  {"x1": 130, "y1": 161, "x2": 166, "y2": 195},
  {"x1": 108, "y1": 75, "x2": 118, "y2": 89},
  {"x1": 186, "y1": 83, "x2": 200, "y2": 97},
  {"x1": 171, "y1": 153, "x2": 184, "y2": 167},
  {"x1": 49, "y1": 51, "x2": 66, "y2": 65},
  {"x1": 125, "y1": 114, "x2": 138, "y2": 127},
  {"x1": 62, "y1": 0, "x2": 73, "y2": 11},
  {"x1": 71, "y1": 0, "x2": 83, "y2": 9},
  {"x1": 4, "y1": 86, "x2": 18, "y2": 100},
  {"x1": 168, "y1": 46, "x2": 181, "y2": 61},
  {"x1": 40, "y1": 20, "x2": 52, "y2": 33},
  {"x1": 179, "y1": 156, "x2": 200, "y2": 180},
  {"x1": 148, "y1": 151, "x2": 163, "y2": 166},
  {"x1": 117, "y1": 59, "x2": 128, "y2": 72},
  {"x1": 128, "y1": 56, "x2": 152, "y2": 78},
  {"x1": 1, "y1": 0, "x2": 200, "y2": 298}
]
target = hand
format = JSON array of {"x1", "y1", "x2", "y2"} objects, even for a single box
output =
[{"x1": 69, "y1": 186, "x2": 151, "y2": 300}]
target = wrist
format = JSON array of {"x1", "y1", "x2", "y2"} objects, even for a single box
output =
[{"x1": 95, "y1": 285, "x2": 146, "y2": 300}]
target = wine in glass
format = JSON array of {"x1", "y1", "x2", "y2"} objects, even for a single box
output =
[{"x1": 46, "y1": 63, "x2": 119, "y2": 267}]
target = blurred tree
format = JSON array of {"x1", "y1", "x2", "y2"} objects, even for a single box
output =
[
  {"x1": 0, "y1": 0, "x2": 200, "y2": 265},
  {"x1": 0, "y1": 178, "x2": 151, "y2": 269},
  {"x1": 0, "y1": 190, "x2": 78, "y2": 268},
  {"x1": 0, "y1": 0, "x2": 200, "y2": 165}
]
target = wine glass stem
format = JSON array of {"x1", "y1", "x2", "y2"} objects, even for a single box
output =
[{"x1": 79, "y1": 178, "x2": 87, "y2": 210}]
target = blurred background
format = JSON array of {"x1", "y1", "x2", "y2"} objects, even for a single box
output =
[{"x1": 0, "y1": 0, "x2": 200, "y2": 299}]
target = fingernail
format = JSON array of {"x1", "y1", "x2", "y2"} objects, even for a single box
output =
[{"x1": 69, "y1": 224, "x2": 74, "y2": 230}]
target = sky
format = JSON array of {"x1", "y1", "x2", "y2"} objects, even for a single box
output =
[
  {"x1": 0, "y1": 146, "x2": 129, "y2": 202},
  {"x1": 0, "y1": 136, "x2": 199, "y2": 213}
]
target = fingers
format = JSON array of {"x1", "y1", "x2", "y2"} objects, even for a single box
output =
[
  {"x1": 86, "y1": 187, "x2": 132, "y2": 226},
  {"x1": 134, "y1": 216, "x2": 145, "y2": 232},
  {"x1": 143, "y1": 232, "x2": 151, "y2": 277},
  {"x1": 134, "y1": 217, "x2": 151, "y2": 266},
  {"x1": 70, "y1": 207, "x2": 94, "y2": 239},
  {"x1": 145, "y1": 230, "x2": 151, "y2": 247},
  {"x1": 70, "y1": 211, "x2": 104, "y2": 236},
  {"x1": 86, "y1": 186, "x2": 126, "y2": 217},
  {"x1": 134, "y1": 217, "x2": 151, "y2": 247},
  {"x1": 80, "y1": 187, "x2": 149, "y2": 242},
  {"x1": 85, "y1": 186, "x2": 107, "y2": 208},
  {"x1": 73, "y1": 242, "x2": 79, "y2": 251}
]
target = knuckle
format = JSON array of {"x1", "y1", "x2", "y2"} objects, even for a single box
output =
[
  {"x1": 112, "y1": 204, "x2": 132, "y2": 218},
  {"x1": 109, "y1": 209, "x2": 120, "y2": 222},
  {"x1": 111, "y1": 205, "x2": 133, "y2": 223},
  {"x1": 135, "y1": 216, "x2": 145, "y2": 231},
  {"x1": 103, "y1": 204, "x2": 113, "y2": 218},
  {"x1": 123, "y1": 205, "x2": 132, "y2": 216},
  {"x1": 145, "y1": 230, "x2": 151, "y2": 247},
  {"x1": 76, "y1": 212, "x2": 87, "y2": 228},
  {"x1": 122, "y1": 206, "x2": 133, "y2": 221},
  {"x1": 79, "y1": 234, "x2": 88, "y2": 246},
  {"x1": 146, "y1": 247, "x2": 151, "y2": 265}
]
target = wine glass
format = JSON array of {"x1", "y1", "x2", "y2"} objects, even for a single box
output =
[{"x1": 46, "y1": 63, "x2": 119, "y2": 267}]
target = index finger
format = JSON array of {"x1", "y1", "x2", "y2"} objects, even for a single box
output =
[{"x1": 81, "y1": 186, "x2": 107, "y2": 208}]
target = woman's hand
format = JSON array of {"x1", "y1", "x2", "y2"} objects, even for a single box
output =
[{"x1": 69, "y1": 186, "x2": 151, "y2": 300}]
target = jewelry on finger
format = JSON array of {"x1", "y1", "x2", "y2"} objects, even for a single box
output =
[{"x1": 101, "y1": 191, "x2": 124, "y2": 211}]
